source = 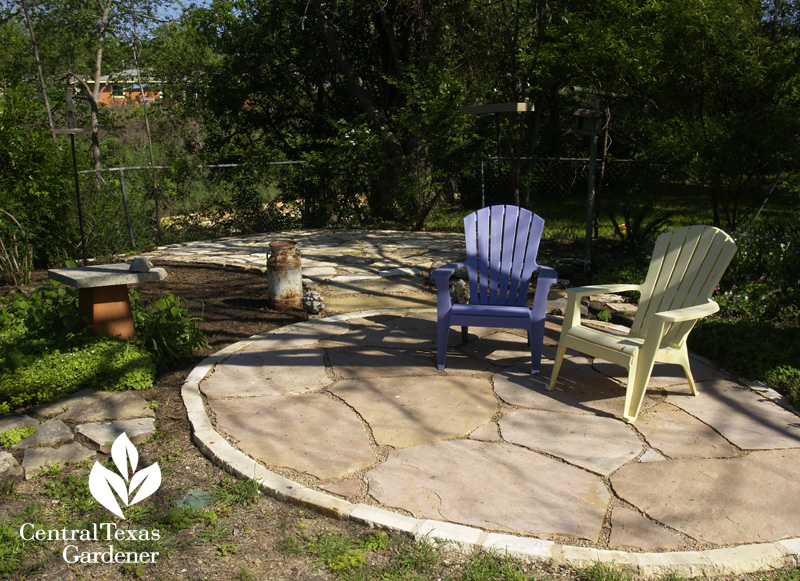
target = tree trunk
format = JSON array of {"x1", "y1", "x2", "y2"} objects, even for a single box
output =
[{"x1": 19, "y1": 0, "x2": 56, "y2": 144}]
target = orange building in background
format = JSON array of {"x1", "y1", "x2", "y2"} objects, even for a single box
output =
[{"x1": 81, "y1": 69, "x2": 164, "y2": 107}]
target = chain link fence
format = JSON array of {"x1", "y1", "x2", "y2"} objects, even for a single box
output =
[
  {"x1": 458, "y1": 157, "x2": 689, "y2": 236},
  {"x1": 67, "y1": 156, "x2": 692, "y2": 259},
  {"x1": 71, "y1": 162, "x2": 309, "y2": 260}
]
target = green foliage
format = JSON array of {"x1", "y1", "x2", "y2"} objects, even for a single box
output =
[
  {"x1": 0, "y1": 521, "x2": 25, "y2": 575},
  {"x1": 214, "y1": 476, "x2": 260, "y2": 508},
  {"x1": 216, "y1": 543, "x2": 238, "y2": 557},
  {"x1": 765, "y1": 366, "x2": 800, "y2": 406},
  {"x1": 691, "y1": 219, "x2": 800, "y2": 403},
  {"x1": 235, "y1": 568, "x2": 256, "y2": 581},
  {"x1": 160, "y1": 506, "x2": 205, "y2": 532},
  {"x1": 717, "y1": 220, "x2": 800, "y2": 325},
  {"x1": 0, "y1": 338, "x2": 155, "y2": 414},
  {"x1": 362, "y1": 531, "x2": 392, "y2": 552},
  {"x1": 582, "y1": 561, "x2": 634, "y2": 581},
  {"x1": 0, "y1": 209, "x2": 34, "y2": 285},
  {"x1": 41, "y1": 464, "x2": 98, "y2": 517},
  {"x1": 0, "y1": 282, "x2": 83, "y2": 354},
  {"x1": 597, "y1": 310, "x2": 613, "y2": 323},
  {"x1": 606, "y1": 200, "x2": 676, "y2": 245},
  {"x1": 305, "y1": 531, "x2": 365, "y2": 573},
  {"x1": 457, "y1": 550, "x2": 528, "y2": 581},
  {"x1": 388, "y1": 536, "x2": 441, "y2": 576},
  {"x1": 766, "y1": 568, "x2": 800, "y2": 581},
  {"x1": 130, "y1": 289, "x2": 207, "y2": 369},
  {"x1": 0, "y1": 282, "x2": 205, "y2": 413},
  {"x1": 0, "y1": 425, "x2": 36, "y2": 448},
  {"x1": 593, "y1": 238, "x2": 654, "y2": 293},
  {"x1": 0, "y1": 88, "x2": 74, "y2": 267}
]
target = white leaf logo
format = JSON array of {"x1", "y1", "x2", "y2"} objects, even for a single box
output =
[{"x1": 89, "y1": 433, "x2": 161, "y2": 519}]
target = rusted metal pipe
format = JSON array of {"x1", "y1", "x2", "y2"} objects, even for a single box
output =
[{"x1": 267, "y1": 240, "x2": 302, "y2": 309}]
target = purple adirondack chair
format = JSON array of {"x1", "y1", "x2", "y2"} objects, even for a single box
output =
[{"x1": 432, "y1": 205, "x2": 558, "y2": 374}]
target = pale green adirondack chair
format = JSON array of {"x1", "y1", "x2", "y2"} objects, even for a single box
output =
[{"x1": 548, "y1": 225, "x2": 737, "y2": 423}]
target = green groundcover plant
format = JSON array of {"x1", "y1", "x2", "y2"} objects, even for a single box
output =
[{"x1": 0, "y1": 280, "x2": 206, "y2": 414}]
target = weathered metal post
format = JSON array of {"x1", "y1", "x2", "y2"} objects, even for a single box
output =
[{"x1": 267, "y1": 240, "x2": 302, "y2": 309}]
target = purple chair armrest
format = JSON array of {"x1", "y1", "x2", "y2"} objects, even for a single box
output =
[
  {"x1": 529, "y1": 265, "x2": 558, "y2": 321},
  {"x1": 431, "y1": 262, "x2": 465, "y2": 288}
]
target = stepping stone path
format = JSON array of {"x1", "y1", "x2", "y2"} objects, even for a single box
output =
[{"x1": 0, "y1": 389, "x2": 156, "y2": 482}]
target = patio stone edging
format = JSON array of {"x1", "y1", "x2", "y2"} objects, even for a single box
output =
[{"x1": 180, "y1": 309, "x2": 800, "y2": 578}]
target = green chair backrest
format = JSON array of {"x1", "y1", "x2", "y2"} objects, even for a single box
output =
[{"x1": 630, "y1": 225, "x2": 737, "y2": 347}]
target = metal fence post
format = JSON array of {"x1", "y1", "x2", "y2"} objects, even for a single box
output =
[{"x1": 118, "y1": 168, "x2": 136, "y2": 248}]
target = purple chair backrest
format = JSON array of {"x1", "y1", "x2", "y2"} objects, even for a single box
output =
[{"x1": 464, "y1": 205, "x2": 544, "y2": 307}]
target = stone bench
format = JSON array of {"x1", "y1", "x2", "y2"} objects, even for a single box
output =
[{"x1": 48, "y1": 262, "x2": 167, "y2": 340}]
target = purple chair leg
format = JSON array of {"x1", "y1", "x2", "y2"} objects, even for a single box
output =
[
  {"x1": 437, "y1": 313, "x2": 451, "y2": 370},
  {"x1": 528, "y1": 319, "x2": 545, "y2": 374}
]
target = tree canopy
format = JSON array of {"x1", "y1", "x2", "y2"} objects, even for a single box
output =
[{"x1": 0, "y1": 0, "x2": 798, "y2": 245}]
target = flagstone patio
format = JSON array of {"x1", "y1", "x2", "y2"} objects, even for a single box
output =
[
  {"x1": 140, "y1": 229, "x2": 800, "y2": 576},
  {"x1": 183, "y1": 309, "x2": 800, "y2": 577}
]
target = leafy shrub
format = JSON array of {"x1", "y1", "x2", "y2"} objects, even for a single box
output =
[
  {"x1": 714, "y1": 220, "x2": 800, "y2": 326},
  {"x1": 0, "y1": 282, "x2": 83, "y2": 355},
  {"x1": 0, "y1": 88, "x2": 75, "y2": 267},
  {"x1": 764, "y1": 366, "x2": 800, "y2": 409},
  {"x1": 0, "y1": 282, "x2": 205, "y2": 413},
  {"x1": 689, "y1": 219, "x2": 800, "y2": 403},
  {"x1": 130, "y1": 290, "x2": 207, "y2": 369},
  {"x1": 0, "y1": 339, "x2": 156, "y2": 414}
]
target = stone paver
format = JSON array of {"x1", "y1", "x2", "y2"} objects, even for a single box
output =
[
  {"x1": 200, "y1": 348, "x2": 332, "y2": 398},
  {"x1": 75, "y1": 418, "x2": 157, "y2": 453},
  {"x1": 0, "y1": 451, "x2": 23, "y2": 491},
  {"x1": 0, "y1": 414, "x2": 38, "y2": 433},
  {"x1": 634, "y1": 403, "x2": 739, "y2": 459},
  {"x1": 367, "y1": 439, "x2": 610, "y2": 542},
  {"x1": 499, "y1": 409, "x2": 643, "y2": 475},
  {"x1": 32, "y1": 389, "x2": 154, "y2": 422},
  {"x1": 331, "y1": 375, "x2": 496, "y2": 449},
  {"x1": 320, "y1": 477, "x2": 362, "y2": 499},
  {"x1": 611, "y1": 449, "x2": 800, "y2": 545},
  {"x1": 208, "y1": 393, "x2": 376, "y2": 480},
  {"x1": 241, "y1": 320, "x2": 351, "y2": 350},
  {"x1": 335, "y1": 313, "x2": 467, "y2": 350},
  {"x1": 469, "y1": 422, "x2": 500, "y2": 442},
  {"x1": 609, "y1": 505, "x2": 684, "y2": 550},
  {"x1": 16, "y1": 230, "x2": 796, "y2": 575},
  {"x1": 325, "y1": 293, "x2": 436, "y2": 311},
  {"x1": 593, "y1": 356, "x2": 730, "y2": 389},
  {"x1": 328, "y1": 346, "x2": 436, "y2": 378},
  {"x1": 12, "y1": 418, "x2": 73, "y2": 449},
  {"x1": 22, "y1": 442, "x2": 95, "y2": 479},
  {"x1": 178, "y1": 303, "x2": 800, "y2": 570},
  {"x1": 493, "y1": 360, "x2": 658, "y2": 418},
  {"x1": 459, "y1": 331, "x2": 534, "y2": 367},
  {"x1": 667, "y1": 379, "x2": 800, "y2": 449}
]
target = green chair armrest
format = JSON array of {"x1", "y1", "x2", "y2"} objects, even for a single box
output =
[
  {"x1": 565, "y1": 284, "x2": 641, "y2": 299},
  {"x1": 655, "y1": 300, "x2": 720, "y2": 324}
]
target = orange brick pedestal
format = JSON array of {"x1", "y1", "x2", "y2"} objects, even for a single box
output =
[{"x1": 78, "y1": 284, "x2": 135, "y2": 339}]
